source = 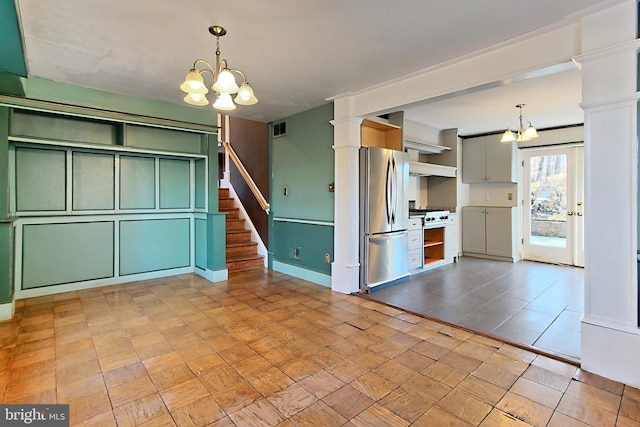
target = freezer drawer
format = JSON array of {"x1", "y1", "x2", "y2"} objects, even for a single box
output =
[{"x1": 363, "y1": 231, "x2": 409, "y2": 289}]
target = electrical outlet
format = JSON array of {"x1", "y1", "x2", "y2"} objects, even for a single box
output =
[
  {"x1": 324, "y1": 253, "x2": 331, "y2": 263},
  {"x1": 508, "y1": 192, "x2": 513, "y2": 200},
  {"x1": 328, "y1": 183, "x2": 335, "y2": 193},
  {"x1": 292, "y1": 247, "x2": 300, "y2": 259}
]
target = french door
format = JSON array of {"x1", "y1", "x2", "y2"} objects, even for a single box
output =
[{"x1": 522, "y1": 145, "x2": 584, "y2": 266}]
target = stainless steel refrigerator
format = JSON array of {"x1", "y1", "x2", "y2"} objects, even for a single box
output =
[{"x1": 360, "y1": 146, "x2": 409, "y2": 291}]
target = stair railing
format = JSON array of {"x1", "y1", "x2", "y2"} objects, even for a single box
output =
[{"x1": 221, "y1": 140, "x2": 270, "y2": 213}]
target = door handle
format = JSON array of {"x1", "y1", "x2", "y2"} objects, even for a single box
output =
[
  {"x1": 577, "y1": 202, "x2": 583, "y2": 206},
  {"x1": 567, "y1": 211, "x2": 574, "y2": 216},
  {"x1": 577, "y1": 212, "x2": 583, "y2": 216}
]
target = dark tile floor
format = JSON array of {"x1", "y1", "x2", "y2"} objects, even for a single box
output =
[{"x1": 365, "y1": 257, "x2": 584, "y2": 361}]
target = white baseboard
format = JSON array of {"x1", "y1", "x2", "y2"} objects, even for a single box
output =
[
  {"x1": 273, "y1": 260, "x2": 331, "y2": 287},
  {"x1": 195, "y1": 267, "x2": 228, "y2": 282},
  {"x1": 0, "y1": 302, "x2": 15, "y2": 321},
  {"x1": 15, "y1": 266, "x2": 230, "y2": 300}
]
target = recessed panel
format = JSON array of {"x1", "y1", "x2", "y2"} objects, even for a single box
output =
[
  {"x1": 22, "y1": 222, "x2": 114, "y2": 289},
  {"x1": 16, "y1": 147, "x2": 66, "y2": 212},
  {"x1": 120, "y1": 155, "x2": 155, "y2": 209},
  {"x1": 72, "y1": 151, "x2": 115, "y2": 210},
  {"x1": 119, "y1": 218, "x2": 190, "y2": 275}
]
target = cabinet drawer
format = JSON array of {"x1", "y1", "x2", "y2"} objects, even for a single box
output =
[
  {"x1": 408, "y1": 248, "x2": 422, "y2": 269},
  {"x1": 408, "y1": 230, "x2": 422, "y2": 249},
  {"x1": 408, "y1": 218, "x2": 423, "y2": 230}
]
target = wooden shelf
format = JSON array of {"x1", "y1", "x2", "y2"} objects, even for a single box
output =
[
  {"x1": 424, "y1": 240, "x2": 444, "y2": 248},
  {"x1": 361, "y1": 119, "x2": 402, "y2": 151},
  {"x1": 424, "y1": 257, "x2": 442, "y2": 265}
]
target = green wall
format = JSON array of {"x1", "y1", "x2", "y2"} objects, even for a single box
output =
[
  {"x1": 270, "y1": 103, "x2": 334, "y2": 279},
  {"x1": 0, "y1": 0, "x2": 27, "y2": 77},
  {"x1": 271, "y1": 103, "x2": 335, "y2": 221}
]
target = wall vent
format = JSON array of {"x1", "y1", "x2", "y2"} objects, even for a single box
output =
[{"x1": 273, "y1": 121, "x2": 287, "y2": 138}]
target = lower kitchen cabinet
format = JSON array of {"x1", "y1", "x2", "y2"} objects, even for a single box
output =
[
  {"x1": 445, "y1": 213, "x2": 458, "y2": 261},
  {"x1": 462, "y1": 206, "x2": 518, "y2": 261},
  {"x1": 408, "y1": 218, "x2": 423, "y2": 270}
]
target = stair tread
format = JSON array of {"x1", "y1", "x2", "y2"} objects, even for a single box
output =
[
  {"x1": 226, "y1": 241, "x2": 258, "y2": 247},
  {"x1": 227, "y1": 254, "x2": 264, "y2": 262}
]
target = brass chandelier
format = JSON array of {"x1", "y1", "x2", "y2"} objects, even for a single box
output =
[
  {"x1": 500, "y1": 104, "x2": 539, "y2": 142},
  {"x1": 180, "y1": 25, "x2": 258, "y2": 111}
]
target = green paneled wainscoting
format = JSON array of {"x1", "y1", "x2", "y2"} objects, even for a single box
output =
[
  {"x1": 14, "y1": 214, "x2": 212, "y2": 299},
  {"x1": 271, "y1": 218, "x2": 334, "y2": 287},
  {"x1": 0, "y1": 102, "x2": 227, "y2": 313}
]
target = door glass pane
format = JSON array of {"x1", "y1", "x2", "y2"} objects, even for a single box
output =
[{"x1": 529, "y1": 154, "x2": 568, "y2": 248}]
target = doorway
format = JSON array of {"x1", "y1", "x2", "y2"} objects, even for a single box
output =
[{"x1": 522, "y1": 145, "x2": 584, "y2": 266}]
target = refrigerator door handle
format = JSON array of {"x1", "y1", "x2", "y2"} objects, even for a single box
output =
[
  {"x1": 391, "y1": 156, "x2": 397, "y2": 224},
  {"x1": 385, "y1": 157, "x2": 391, "y2": 224}
]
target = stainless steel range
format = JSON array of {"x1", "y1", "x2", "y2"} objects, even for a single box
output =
[
  {"x1": 409, "y1": 209, "x2": 450, "y2": 228},
  {"x1": 409, "y1": 209, "x2": 452, "y2": 269}
]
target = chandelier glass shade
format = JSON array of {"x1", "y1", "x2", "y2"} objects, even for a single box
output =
[
  {"x1": 180, "y1": 25, "x2": 258, "y2": 111},
  {"x1": 500, "y1": 104, "x2": 539, "y2": 142}
]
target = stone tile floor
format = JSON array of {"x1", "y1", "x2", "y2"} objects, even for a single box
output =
[
  {"x1": 0, "y1": 268, "x2": 637, "y2": 426},
  {"x1": 366, "y1": 257, "x2": 584, "y2": 360}
]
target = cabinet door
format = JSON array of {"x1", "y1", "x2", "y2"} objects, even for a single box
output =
[
  {"x1": 485, "y1": 135, "x2": 516, "y2": 183},
  {"x1": 485, "y1": 207, "x2": 513, "y2": 257},
  {"x1": 462, "y1": 137, "x2": 487, "y2": 183},
  {"x1": 445, "y1": 214, "x2": 457, "y2": 259},
  {"x1": 462, "y1": 207, "x2": 486, "y2": 253}
]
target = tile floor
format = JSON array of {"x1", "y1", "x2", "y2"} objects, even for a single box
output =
[
  {"x1": 366, "y1": 257, "x2": 584, "y2": 360},
  {"x1": 1, "y1": 268, "x2": 638, "y2": 426}
]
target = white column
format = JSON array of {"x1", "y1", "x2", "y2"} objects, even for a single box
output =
[
  {"x1": 331, "y1": 106, "x2": 362, "y2": 294},
  {"x1": 576, "y1": 0, "x2": 640, "y2": 387}
]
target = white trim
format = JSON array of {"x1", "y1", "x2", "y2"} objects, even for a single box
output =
[
  {"x1": 273, "y1": 260, "x2": 331, "y2": 287},
  {"x1": 579, "y1": 93, "x2": 640, "y2": 111},
  {"x1": 582, "y1": 313, "x2": 640, "y2": 336},
  {"x1": 273, "y1": 217, "x2": 334, "y2": 227},
  {"x1": 227, "y1": 183, "x2": 269, "y2": 267},
  {"x1": 0, "y1": 302, "x2": 15, "y2": 321},
  {"x1": 573, "y1": 37, "x2": 640, "y2": 65},
  {"x1": 15, "y1": 267, "x2": 194, "y2": 300},
  {"x1": 195, "y1": 267, "x2": 228, "y2": 283},
  {"x1": 9, "y1": 136, "x2": 207, "y2": 159}
]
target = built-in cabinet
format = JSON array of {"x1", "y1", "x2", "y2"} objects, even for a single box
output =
[
  {"x1": 445, "y1": 213, "x2": 458, "y2": 261},
  {"x1": 6, "y1": 107, "x2": 222, "y2": 298},
  {"x1": 462, "y1": 134, "x2": 517, "y2": 183},
  {"x1": 360, "y1": 118, "x2": 402, "y2": 150},
  {"x1": 462, "y1": 206, "x2": 518, "y2": 261},
  {"x1": 408, "y1": 218, "x2": 423, "y2": 270}
]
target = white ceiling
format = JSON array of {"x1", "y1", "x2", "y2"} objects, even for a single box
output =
[{"x1": 15, "y1": 0, "x2": 605, "y2": 134}]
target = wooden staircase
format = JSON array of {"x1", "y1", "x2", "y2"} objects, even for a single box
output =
[{"x1": 219, "y1": 188, "x2": 265, "y2": 272}]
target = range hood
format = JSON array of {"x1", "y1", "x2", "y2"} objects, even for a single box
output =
[
  {"x1": 405, "y1": 139, "x2": 456, "y2": 177},
  {"x1": 409, "y1": 161, "x2": 456, "y2": 177}
]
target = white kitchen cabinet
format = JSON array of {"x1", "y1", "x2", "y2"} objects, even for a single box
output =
[
  {"x1": 462, "y1": 134, "x2": 517, "y2": 183},
  {"x1": 445, "y1": 213, "x2": 458, "y2": 261},
  {"x1": 462, "y1": 206, "x2": 518, "y2": 261},
  {"x1": 407, "y1": 218, "x2": 423, "y2": 269}
]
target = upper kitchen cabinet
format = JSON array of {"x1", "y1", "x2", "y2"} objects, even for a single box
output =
[
  {"x1": 462, "y1": 134, "x2": 517, "y2": 183},
  {"x1": 360, "y1": 119, "x2": 402, "y2": 151}
]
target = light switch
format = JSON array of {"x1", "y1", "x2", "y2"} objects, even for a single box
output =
[{"x1": 508, "y1": 192, "x2": 513, "y2": 200}]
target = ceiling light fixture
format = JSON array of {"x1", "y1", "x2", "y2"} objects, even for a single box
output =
[
  {"x1": 180, "y1": 25, "x2": 258, "y2": 111},
  {"x1": 500, "y1": 103, "x2": 539, "y2": 142}
]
